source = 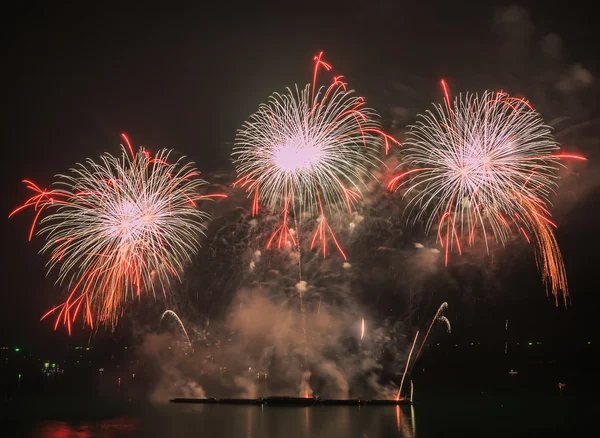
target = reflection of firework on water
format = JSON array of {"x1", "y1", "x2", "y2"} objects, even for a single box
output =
[
  {"x1": 233, "y1": 52, "x2": 398, "y2": 259},
  {"x1": 10, "y1": 134, "x2": 223, "y2": 331},
  {"x1": 161, "y1": 310, "x2": 193, "y2": 351},
  {"x1": 390, "y1": 83, "x2": 586, "y2": 303}
]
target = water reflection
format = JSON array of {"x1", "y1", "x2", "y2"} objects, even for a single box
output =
[
  {"x1": 304, "y1": 407, "x2": 310, "y2": 438},
  {"x1": 30, "y1": 405, "x2": 417, "y2": 438},
  {"x1": 32, "y1": 417, "x2": 139, "y2": 437},
  {"x1": 247, "y1": 404, "x2": 253, "y2": 438}
]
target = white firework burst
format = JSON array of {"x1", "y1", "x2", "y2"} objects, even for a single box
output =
[
  {"x1": 11, "y1": 136, "x2": 220, "y2": 330},
  {"x1": 390, "y1": 83, "x2": 586, "y2": 302},
  {"x1": 234, "y1": 84, "x2": 382, "y2": 215},
  {"x1": 233, "y1": 53, "x2": 398, "y2": 258}
]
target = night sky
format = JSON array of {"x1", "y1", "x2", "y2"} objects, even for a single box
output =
[{"x1": 2, "y1": 1, "x2": 599, "y2": 350}]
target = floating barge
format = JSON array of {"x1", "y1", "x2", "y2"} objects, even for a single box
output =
[{"x1": 170, "y1": 396, "x2": 411, "y2": 406}]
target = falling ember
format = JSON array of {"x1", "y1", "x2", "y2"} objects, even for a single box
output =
[
  {"x1": 233, "y1": 52, "x2": 398, "y2": 259},
  {"x1": 390, "y1": 85, "x2": 586, "y2": 303},
  {"x1": 10, "y1": 134, "x2": 224, "y2": 331}
]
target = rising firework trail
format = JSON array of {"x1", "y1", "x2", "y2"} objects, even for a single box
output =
[
  {"x1": 505, "y1": 318, "x2": 509, "y2": 355},
  {"x1": 360, "y1": 317, "x2": 365, "y2": 340},
  {"x1": 397, "y1": 303, "x2": 450, "y2": 400},
  {"x1": 397, "y1": 330, "x2": 419, "y2": 400},
  {"x1": 389, "y1": 83, "x2": 586, "y2": 303},
  {"x1": 233, "y1": 51, "x2": 399, "y2": 260},
  {"x1": 161, "y1": 310, "x2": 193, "y2": 351},
  {"x1": 10, "y1": 134, "x2": 225, "y2": 331},
  {"x1": 414, "y1": 302, "x2": 449, "y2": 363}
]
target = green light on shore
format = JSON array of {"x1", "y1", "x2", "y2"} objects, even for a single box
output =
[{"x1": 14, "y1": 347, "x2": 20, "y2": 352}]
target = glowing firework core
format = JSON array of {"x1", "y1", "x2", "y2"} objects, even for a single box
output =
[
  {"x1": 113, "y1": 200, "x2": 152, "y2": 234},
  {"x1": 273, "y1": 140, "x2": 323, "y2": 174}
]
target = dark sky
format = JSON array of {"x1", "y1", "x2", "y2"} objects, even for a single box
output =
[{"x1": 2, "y1": 1, "x2": 598, "y2": 349}]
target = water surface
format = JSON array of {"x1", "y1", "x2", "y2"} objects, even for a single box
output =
[{"x1": 4, "y1": 392, "x2": 593, "y2": 437}]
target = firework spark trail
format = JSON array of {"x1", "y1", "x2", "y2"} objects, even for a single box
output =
[
  {"x1": 297, "y1": 282, "x2": 309, "y2": 386},
  {"x1": 438, "y1": 316, "x2": 451, "y2": 334},
  {"x1": 390, "y1": 83, "x2": 586, "y2": 303},
  {"x1": 360, "y1": 317, "x2": 365, "y2": 340},
  {"x1": 414, "y1": 302, "x2": 449, "y2": 362},
  {"x1": 505, "y1": 318, "x2": 509, "y2": 355},
  {"x1": 396, "y1": 330, "x2": 419, "y2": 400},
  {"x1": 396, "y1": 303, "x2": 449, "y2": 400},
  {"x1": 161, "y1": 310, "x2": 193, "y2": 351},
  {"x1": 293, "y1": 211, "x2": 309, "y2": 382},
  {"x1": 10, "y1": 134, "x2": 224, "y2": 331},
  {"x1": 233, "y1": 52, "x2": 399, "y2": 260}
]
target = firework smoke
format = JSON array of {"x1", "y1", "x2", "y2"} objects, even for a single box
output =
[{"x1": 138, "y1": 248, "x2": 414, "y2": 401}]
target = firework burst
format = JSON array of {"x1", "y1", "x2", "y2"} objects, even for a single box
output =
[
  {"x1": 233, "y1": 52, "x2": 399, "y2": 259},
  {"x1": 389, "y1": 82, "x2": 586, "y2": 303},
  {"x1": 10, "y1": 134, "x2": 224, "y2": 331}
]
